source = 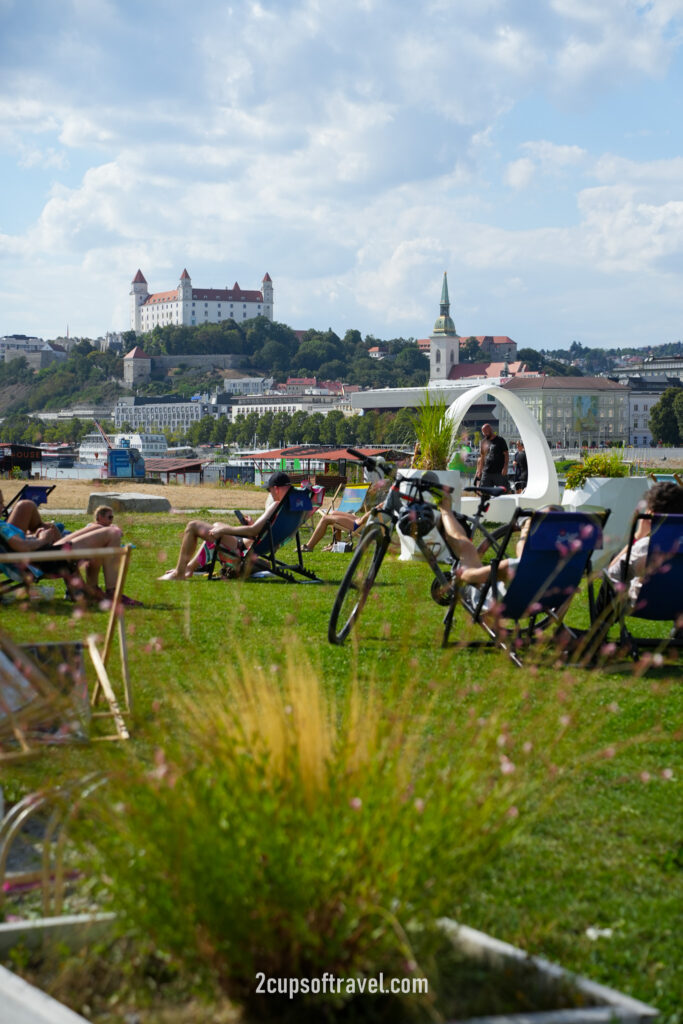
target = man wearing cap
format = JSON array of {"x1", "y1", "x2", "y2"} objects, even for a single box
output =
[{"x1": 158, "y1": 472, "x2": 292, "y2": 580}]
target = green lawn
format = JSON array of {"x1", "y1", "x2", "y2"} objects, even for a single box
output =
[{"x1": 1, "y1": 510, "x2": 681, "y2": 1021}]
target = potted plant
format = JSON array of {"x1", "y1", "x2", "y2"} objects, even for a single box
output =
[
  {"x1": 562, "y1": 451, "x2": 650, "y2": 568},
  {"x1": 397, "y1": 394, "x2": 461, "y2": 561}
]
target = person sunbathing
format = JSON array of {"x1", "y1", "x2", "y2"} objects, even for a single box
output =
[
  {"x1": 439, "y1": 491, "x2": 563, "y2": 607},
  {"x1": 0, "y1": 488, "x2": 62, "y2": 543},
  {"x1": 599, "y1": 481, "x2": 683, "y2": 612},
  {"x1": 158, "y1": 472, "x2": 292, "y2": 580},
  {"x1": 302, "y1": 508, "x2": 373, "y2": 552},
  {"x1": 1, "y1": 495, "x2": 142, "y2": 606}
]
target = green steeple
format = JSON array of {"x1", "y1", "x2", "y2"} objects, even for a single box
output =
[{"x1": 432, "y1": 271, "x2": 456, "y2": 336}]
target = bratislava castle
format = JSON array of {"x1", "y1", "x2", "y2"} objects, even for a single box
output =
[{"x1": 130, "y1": 268, "x2": 273, "y2": 333}]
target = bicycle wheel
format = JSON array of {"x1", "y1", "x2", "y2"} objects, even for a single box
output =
[
  {"x1": 328, "y1": 525, "x2": 389, "y2": 645},
  {"x1": 470, "y1": 522, "x2": 511, "y2": 562}
]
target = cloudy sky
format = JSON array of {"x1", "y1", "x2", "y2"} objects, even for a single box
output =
[{"x1": 2, "y1": 0, "x2": 683, "y2": 350}]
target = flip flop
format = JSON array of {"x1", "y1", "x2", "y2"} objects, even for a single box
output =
[{"x1": 157, "y1": 570, "x2": 178, "y2": 581}]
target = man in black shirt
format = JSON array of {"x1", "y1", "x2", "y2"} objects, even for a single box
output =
[{"x1": 476, "y1": 423, "x2": 509, "y2": 489}]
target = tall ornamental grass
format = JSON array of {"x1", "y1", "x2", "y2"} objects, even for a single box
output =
[
  {"x1": 77, "y1": 646, "x2": 616, "y2": 1017},
  {"x1": 411, "y1": 394, "x2": 458, "y2": 470}
]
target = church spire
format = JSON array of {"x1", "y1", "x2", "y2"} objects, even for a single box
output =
[{"x1": 432, "y1": 271, "x2": 456, "y2": 336}]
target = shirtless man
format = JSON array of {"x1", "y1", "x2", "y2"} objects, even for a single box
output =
[{"x1": 158, "y1": 472, "x2": 292, "y2": 580}]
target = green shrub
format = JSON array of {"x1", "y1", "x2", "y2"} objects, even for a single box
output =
[
  {"x1": 76, "y1": 646, "x2": 611, "y2": 1018},
  {"x1": 411, "y1": 394, "x2": 458, "y2": 471},
  {"x1": 564, "y1": 452, "x2": 629, "y2": 489}
]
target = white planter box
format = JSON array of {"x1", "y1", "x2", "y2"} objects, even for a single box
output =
[
  {"x1": 562, "y1": 476, "x2": 650, "y2": 569},
  {"x1": 395, "y1": 470, "x2": 461, "y2": 563},
  {"x1": 440, "y1": 918, "x2": 658, "y2": 1023},
  {"x1": 0, "y1": 913, "x2": 658, "y2": 1023}
]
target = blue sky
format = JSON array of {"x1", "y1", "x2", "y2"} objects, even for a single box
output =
[{"x1": 2, "y1": 0, "x2": 683, "y2": 350}]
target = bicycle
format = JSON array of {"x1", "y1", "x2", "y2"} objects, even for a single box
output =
[{"x1": 327, "y1": 452, "x2": 512, "y2": 645}]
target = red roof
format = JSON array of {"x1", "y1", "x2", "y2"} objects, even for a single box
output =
[
  {"x1": 447, "y1": 361, "x2": 530, "y2": 380},
  {"x1": 143, "y1": 290, "x2": 178, "y2": 305},
  {"x1": 124, "y1": 346, "x2": 150, "y2": 359},
  {"x1": 237, "y1": 445, "x2": 399, "y2": 463},
  {"x1": 132, "y1": 269, "x2": 147, "y2": 284},
  {"x1": 180, "y1": 268, "x2": 190, "y2": 279},
  {"x1": 262, "y1": 272, "x2": 272, "y2": 282},
  {"x1": 192, "y1": 288, "x2": 263, "y2": 302}
]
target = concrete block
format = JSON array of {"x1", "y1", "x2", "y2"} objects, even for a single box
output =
[{"x1": 87, "y1": 492, "x2": 171, "y2": 514}]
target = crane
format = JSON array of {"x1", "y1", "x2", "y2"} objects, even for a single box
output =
[{"x1": 93, "y1": 420, "x2": 113, "y2": 450}]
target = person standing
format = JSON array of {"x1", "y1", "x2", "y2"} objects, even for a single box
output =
[
  {"x1": 476, "y1": 423, "x2": 509, "y2": 489},
  {"x1": 512, "y1": 440, "x2": 528, "y2": 493}
]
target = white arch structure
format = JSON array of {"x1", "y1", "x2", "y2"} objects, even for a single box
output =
[{"x1": 446, "y1": 382, "x2": 560, "y2": 521}]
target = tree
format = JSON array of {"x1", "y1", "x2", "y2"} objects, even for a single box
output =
[
  {"x1": 320, "y1": 410, "x2": 345, "y2": 445},
  {"x1": 286, "y1": 411, "x2": 309, "y2": 444},
  {"x1": 301, "y1": 413, "x2": 324, "y2": 445},
  {"x1": 460, "y1": 337, "x2": 481, "y2": 363},
  {"x1": 255, "y1": 412, "x2": 274, "y2": 446},
  {"x1": 268, "y1": 412, "x2": 292, "y2": 449},
  {"x1": 649, "y1": 388, "x2": 682, "y2": 444}
]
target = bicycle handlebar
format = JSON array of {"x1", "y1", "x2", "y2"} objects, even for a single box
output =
[{"x1": 346, "y1": 447, "x2": 392, "y2": 475}]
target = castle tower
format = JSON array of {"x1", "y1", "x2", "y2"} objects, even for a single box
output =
[
  {"x1": 261, "y1": 272, "x2": 273, "y2": 318},
  {"x1": 429, "y1": 272, "x2": 459, "y2": 381},
  {"x1": 130, "y1": 270, "x2": 148, "y2": 332},
  {"x1": 178, "y1": 268, "x2": 192, "y2": 324}
]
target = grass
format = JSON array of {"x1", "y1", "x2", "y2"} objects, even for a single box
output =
[{"x1": 0, "y1": 510, "x2": 681, "y2": 1022}]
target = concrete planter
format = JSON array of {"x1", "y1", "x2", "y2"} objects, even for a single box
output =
[
  {"x1": 395, "y1": 469, "x2": 461, "y2": 563},
  {"x1": 439, "y1": 918, "x2": 658, "y2": 1023},
  {"x1": 0, "y1": 913, "x2": 658, "y2": 1023},
  {"x1": 562, "y1": 476, "x2": 650, "y2": 569}
]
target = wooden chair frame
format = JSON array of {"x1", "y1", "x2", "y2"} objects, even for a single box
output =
[{"x1": 0, "y1": 546, "x2": 134, "y2": 748}]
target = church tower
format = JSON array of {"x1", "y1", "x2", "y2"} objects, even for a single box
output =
[
  {"x1": 429, "y1": 272, "x2": 459, "y2": 381},
  {"x1": 130, "y1": 270, "x2": 148, "y2": 332}
]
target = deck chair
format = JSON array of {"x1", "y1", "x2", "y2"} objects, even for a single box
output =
[
  {"x1": 1, "y1": 484, "x2": 56, "y2": 519},
  {"x1": 648, "y1": 472, "x2": 683, "y2": 487},
  {"x1": 315, "y1": 484, "x2": 370, "y2": 548},
  {"x1": 590, "y1": 512, "x2": 683, "y2": 661},
  {"x1": 443, "y1": 508, "x2": 604, "y2": 667},
  {"x1": 208, "y1": 487, "x2": 322, "y2": 584},
  {"x1": 0, "y1": 522, "x2": 79, "y2": 599}
]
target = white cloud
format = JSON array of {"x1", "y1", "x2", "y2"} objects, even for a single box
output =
[
  {"x1": 2, "y1": 1, "x2": 683, "y2": 345},
  {"x1": 505, "y1": 158, "x2": 536, "y2": 189}
]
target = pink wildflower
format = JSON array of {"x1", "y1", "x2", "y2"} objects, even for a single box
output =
[
  {"x1": 499, "y1": 755, "x2": 515, "y2": 775},
  {"x1": 661, "y1": 768, "x2": 674, "y2": 781},
  {"x1": 506, "y1": 806, "x2": 519, "y2": 819},
  {"x1": 639, "y1": 771, "x2": 651, "y2": 783},
  {"x1": 349, "y1": 797, "x2": 362, "y2": 811}
]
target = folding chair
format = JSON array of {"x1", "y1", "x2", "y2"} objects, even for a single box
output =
[
  {"x1": 331, "y1": 484, "x2": 370, "y2": 516},
  {"x1": 443, "y1": 508, "x2": 604, "y2": 667},
  {"x1": 591, "y1": 512, "x2": 683, "y2": 661},
  {"x1": 0, "y1": 547, "x2": 135, "y2": 742},
  {"x1": 1, "y1": 483, "x2": 56, "y2": 519},
  {"x1": 0, "y1": 522, "x2": 77, "y2": 599},
  {"x1": 208, "y1": 488, "x2": 323, "y2": 584},
  {"x1": 315, "y1": 484, "x2": 370, "y2": 548}
]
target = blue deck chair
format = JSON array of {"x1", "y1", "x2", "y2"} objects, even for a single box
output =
[
  {"x1": 443, "y1": 508, "x2": 604, "y2": 666},
  {"x1": 596, "y1": 512, "x2": 683, "y2": 660},
  {"x1": 1, "y1": 484, "x2": 56, "y2": 520},
  {"x1": 0, "y1": 522, "x2": 77, "y2": 599},
  {"x1": 207, "y1": 487, "x2": 322, "y2": 584}
]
